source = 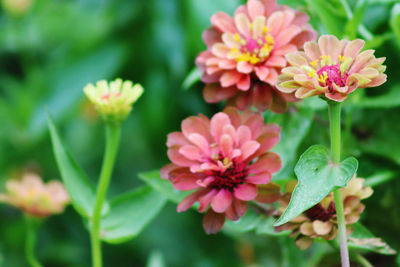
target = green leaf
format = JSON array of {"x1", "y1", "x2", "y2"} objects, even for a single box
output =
[
  {"x1": 256, "y1": 216, "x2": 290, "y2": 236},
  {"x1": 101, "y1": 185, "x2": 167, "y2": 244},
  {"x1": 267, "y1": 106, "x2": 314, "y2": 180},
  {"x1": 364, "y1": 171, "x2": 396, "y2": 187},
  {"x1": 390, "y1": 3, "x2": 400, "y2": 47},
  {"x1": 349, "y1": 223, "x2": 396, "y2": 255},
  {"x1": 305, "y1": 0, "x2": 344, "y2": 37},
  {"x1": 47, "y1": 112, "x2": 107, "y2": 218},
  {"x1": 345, "y1": 0, "x2": 368, "y2": 39},
  {"x1": 138, "y1": 170, "x2": 190, "y2": 204},
  {"x1": 223, "y1": 208, "x2": 261, "y2": 233},
  {"x1": 182, "y1": 67, "x2": 201, "y2": 91},
  {"x1": 274, "y1": 145, "x2": 358, "y2": 226}
]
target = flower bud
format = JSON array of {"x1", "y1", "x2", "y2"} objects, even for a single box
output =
[{"x1": 84, "y1": 78, "x2": 144, "y2": 123}]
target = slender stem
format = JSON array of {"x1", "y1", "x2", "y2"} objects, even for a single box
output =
[
  {"x1": 354, "y1": 253, "x2": 373, "y2": 267},
  {"x1": 24, "y1": 215, "x2": 43, "y2": 267},
  {"x1": 328, "y1": 101, "x2": 350, "y2": 267},
  {"x1": 90, "y1": 123, "x2": 121, "y2": 267}
]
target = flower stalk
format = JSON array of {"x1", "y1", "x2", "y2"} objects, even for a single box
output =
[
  {"x1": 24, "y1": 215, "x2": 43, "y2": 267},
  {"x1": 90, "y1": 123, "x2": 121, "y2": 267},
  {"x1": 328, "y1": 101, "x2": 350, "y2": 267}
]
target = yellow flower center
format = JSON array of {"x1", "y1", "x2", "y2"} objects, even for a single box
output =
[{"x1": 228, "y1": 27, "x2": 275, "y2": 65}]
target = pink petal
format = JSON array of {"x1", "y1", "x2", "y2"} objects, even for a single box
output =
[
  {"x1": 171, "y1": 174, "x2": 201, "y2": 191},
  {"x1": 219, "y1": 134, "x2": 233, "y2": 157},
  {"x1": 198, "y1": 189, "x2": 218, "y2": 212},
  {"x1": 256, "y1": 130, "x2": 280, "y2": 154},
  {"x1": 177, "y1": 189, "x2": 208, "y2": 212},
  {"x1": 160, "y1": 163, "x2": 179, "y2": 179},
  {"x1": 285, "y1": 52, "x2": 308, "y2": 67},
  {"x1": 234, "y1": 13, "x2": 251, "y2": 36},
  {"x1": 325, "y1": 91, "x2": 348, "y2": 102},
  {"x1": 203, "y1": 84, "x2": 237, "y2": 103},
  {"x1": 267, "y1": 11, "x2": 284, "y2": 36},
  {"x1": 220, "y1": 70, "x2": 242, "y2": 87},
  {"x1": 181, "y1": 116, "x2": 210, "y2": 142},
  {"x1": 219, "y1": 59, "x2": 236, "y2": 69},
  {"x1": 247, "y1": 0, "x2": 265, "y2": 20},
  {"x1": 211, "y1": 189, "x2": 233, "y2": 213},
  {"x1": 225, "y1": 198, "x2": 248, "y2": 221},
  {"x1": 210, "y1": 112, "x2": 231, "y2": 142},
  {"x1": 244, "y1": 113, "x2": 264, "y2": 138},
  {"x1": 245, "y1": 171, "x2": 272, "y2": 184},
  {"x1": 202, "y1": 27, "x2": 222, "y2": 47},
  {"x1": 179, "y1": 145, "x2": 202, "y2": 161},
  {"x1": 255, "y1": 66, "x2": 269, "y2": 81},
  {"x1": 266, "y1": 56, "x2": 286, "y2": 68},
  {"x1": 168, "y1": 147, "x2": 197, "y2": 167},
  {"x1": 211, "y1": 12, "x2": 236, "y2": 33},
  {"x1": 290, "y1": 29, "x2": 318, "y2": 47},
  {"x1": 237, "y1": 61, "x2": 253, "y2": 74},
  {"x1": 263, "y1": 68, "x2": 278, "y2": 85},
  {"x1": 212, "y1": 43, "x2": 230, "y2": 58},
  {"x1": 234, "y1": 184, "x2": 258, "y2": 201},
  {"x1": 304, "y1": 41, "x2": 321, "y2": 62},
  {"x1": 166, "y1": 132, "x2": 190, "y2": 147},
  {"x1": 203, "y1": 209, "x2": 226, "y2": 234},
  {"x1": 273, "y1": 44, "x2": 297, "y2": 56},
  {"x1": 237, "y1": 74, "x2": 251, "y2": 90},
  {"x1": 318, "y1": 35, "x2": 340, "y2": 57},
  {"x1": 343, "y1": 39, "x2": 365, "y2": 60},
  {"x1": 253, "y1": 83, "x2": 273, "y2": 111},
  {"x1": 248, "y1": 152, "x2": 282, "y2": 174},
  {"x1": 241, "y1": 140, "x2": 260, "y2": 160},
  {"x1": 236, "y1": 125, "x2": 252, "y2": 147},
  {"x1": 275, "y1": 25, "x2": 301, "y2": 47},
  {"x1": 188, "y1": 133, "x2": 210, "y2": 155},
  {"x1": 223, "y1": 107, "x2": 242, "y2": 128}
]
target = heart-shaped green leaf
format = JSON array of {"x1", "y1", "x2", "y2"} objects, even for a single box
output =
[
  {"x1": 101, "y1": 185, "x2": 167, "y2": 244},
  {"x1": 274, "y1": 145, "x2": 358, "y2": 226},
  {"x1": 348, "y1": 223, "x2": 396, "y2": 255},
  {"x1": 47, "y1": 112, "x2": 107, "y2": 218}
]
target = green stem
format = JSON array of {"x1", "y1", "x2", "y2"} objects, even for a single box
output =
[
  {"x1": 328, "y1": 101, "x2": 350, "y2": 267},
  {"x1": 24, "y1": 215, "x2": 43, "y2": 267},
  {"x1": 90, "y1": 123, "x2": 121, "y2": 267}
]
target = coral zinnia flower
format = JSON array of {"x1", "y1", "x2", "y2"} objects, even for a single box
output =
[
  {"x1": 276, "y1": 35, "x2": 387, "y2": 102},
  {"x1": 276, "y1": 176, "x2": 373, "y2": 249},
  {"x1": 161, "y1": 107, "x2": 282, "y2": 234},
  {"x1": 0, "y1": 173, "x2": 70, "y2": 217},
  {"x1": 196, "y1": 0, "x2": 317, "y2": 112}
]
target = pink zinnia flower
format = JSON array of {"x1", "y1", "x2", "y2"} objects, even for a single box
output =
[
  {"x1": 196, "y1": 0, "x2": 317, "y2": 112},
  {"x1": 276, "y1": 35, "x2": 387, "y2": 102},
  {"x1": 161, "y1": 107, "x2": 282, "y2": 234}
]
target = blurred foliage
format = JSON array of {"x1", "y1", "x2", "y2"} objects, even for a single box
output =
[{"x1": 0, "y1": 0, "x2": 399, "y2": 266}]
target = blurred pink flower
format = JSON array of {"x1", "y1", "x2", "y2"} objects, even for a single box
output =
[
  {"x1": 0, "y1": 173, "x2": 70, "y2": 217},
  {"x1": 276, "y1": 35, "x2": 387, "y2": 102},
  {"x1": 161, "y1": 107, "x2": 282, "y2": 234},
  {"x1": 196, "y1": 0, "x2": 317, "y2": 112}
]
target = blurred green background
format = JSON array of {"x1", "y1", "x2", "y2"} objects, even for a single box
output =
[{"x1": 0, "y1": 0, "x2": 400, "y2": 266}]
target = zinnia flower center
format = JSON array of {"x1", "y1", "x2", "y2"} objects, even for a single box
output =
[
  {"x1": 207, "y1": 161, "x2": 248, "y2": 191},
  {"x1": 316, "y1": 64, "x2": 349, "y2": 92},
  {"x1": 228, "y1": 29, "x2": 275, "y2": 65},
  {"x1": 305, "y1": 202, "x2": 336, "y2": 222}
]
